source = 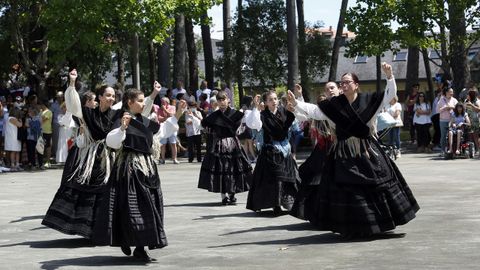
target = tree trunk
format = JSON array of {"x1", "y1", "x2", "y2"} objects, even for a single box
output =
[
  {"x1": 185, "y1": 17, "x2": 199, "y2": 94},
  {"x1": 9, "y1": 1, "x2": 52, "y2": 100},
  {"x1": 328, "y1": 0, "x2": 348, "y2": 83},
  {"x1": 131, "y1": 33, "x2": 141, "y2": 89},
  {"x1": 116, "y1": 46, "x2": 126, "y2": 91},
  {"x1": 173, "y1": 14, "x2": 187, "y2": 89},
  {"x1": 147, "y1": 40, "x2": 157, "y2": 87},
  {"x1": 223, "y1": 0, "x2": 232, "y2": 88},
  {"x1": 422, "y1": 48, "x2": 434, "y2": 101},
  {"x1": 234, "y1": 0, "x2": 245, "y2": 102},
  {"x1": 448, "y1": 2, "x2": 470, "y2": 95},
  {"x1": 157, "y1": 38, "x2": 171, "y2": 87},
  {"x1": 286, "y1": 0, "x2": 299, "y2": 91},
  {"x1": 406, "y1": 46, "x2": 420, "y2": 93},
  {"x1": 376, "y1": 55, "x2": 381, "y2": 92},
  {"x1": 296, "y1": 0, "x2": 309, "y2": 101},
  {"x1": 201, "y1": 13, "x2": 215, "y2": 88},
  {"x1": 439, "y1": 22, "x2": 451, "y2": 78}
]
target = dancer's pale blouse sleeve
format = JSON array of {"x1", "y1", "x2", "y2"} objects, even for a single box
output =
[
  {"x1": 106, "y1": 127, "x2": 126, "y2": 150},
  {"x1": 382, "y1": 77, "x2": 397, "y2": 107},
  {"x1": 294, "y1": 101, "x2": 327, "y2": 121},
  {"x1": 65, "y1": 86, "x2": 83, "y2": 119},
  {"x1": 245, "y1": 108, "x2": 262, "y2": 130},
  {"x1": 142, "y1": 96, "x2": 154, "y2": 117}
]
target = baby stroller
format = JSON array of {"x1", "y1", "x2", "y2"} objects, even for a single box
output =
[
  {"x1": 445, "y1": 124, "x2": 475, "y2": 159},
  {"x1": 377, "y1": 113, "x2": 398, "y2": 160}
]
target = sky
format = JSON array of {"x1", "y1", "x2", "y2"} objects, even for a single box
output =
[{"x1": 194, "y1": 0, "x2": 356, "y2": 40}]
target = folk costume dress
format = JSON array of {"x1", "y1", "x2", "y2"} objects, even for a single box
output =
[
  {"x1": 198, "y1": 107, "x2": 252, "y2": 195},
  {"x1": 42, "y1": 86, "x2": 154, "y2": 239},
  {"x1": 245, "y1": 106, "x2": 301, "y2": 211},
  {"x1": 92, "y1": 113, "x2": 179, "y2": 249},
  {"x1": 291, "y1": 77, "x2": 419, "y2": 235},
  {"x1": 290, "y1": 114, "x2": 334, "y2": 220}
]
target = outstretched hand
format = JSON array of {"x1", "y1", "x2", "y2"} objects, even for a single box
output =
[
  {"x1": 121, "y1": 112, "x2": 132, "y2": 131},
  {"x1": 381, "y1": 62, "x2": 393, "y2": 79},
  {"x1": 69, "y1": 69, "x2": 78, "y2": 87},
  {"x1": 153, "y1": 81, "x2": 162, "y2": 93},
  {"x1": 253, "y1": 94, "x2": 262, "y2": 110},
  {"x1": 294, "y1": 84, "x2": 303, "y2": 98},
  {"x1": 287, "y1": 90, "x2": 297, "y2": 107},
  {"x1": 175, "y1": 100, "x2": 187, "y2": 119}
]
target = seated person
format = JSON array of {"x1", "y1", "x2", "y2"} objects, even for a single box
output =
[{"x1": 448, "y1": 103, "x2": 470, "y2": 155}]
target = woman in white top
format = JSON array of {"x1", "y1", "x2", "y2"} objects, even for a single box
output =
[
  {"x1": 56, "y1": 103, "x2": 75, "y2": 164},
  {"x1": 413, "y1": 93, "x2": 432, "y2": 153},
  {"x1": 5, "y1": 107, "x2": 23, "y2": 170},
  {"x1": 385, "y1": 96, "x2": 403, "y2": 154}
]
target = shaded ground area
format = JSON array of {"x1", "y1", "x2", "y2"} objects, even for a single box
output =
[{"x1": 0, "y1": 151, "x2": 479, "y2": 269}]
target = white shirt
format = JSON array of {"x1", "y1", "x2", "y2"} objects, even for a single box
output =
[
  {"x1": 413, "y1": 103, "x2": 432, "y2": 125},
  {"x1": 196, "y1": 88, "x2": 212, "y2": 101},
  {"x1": 172, "y1": 88, "x2": 188, "y2": 100}
]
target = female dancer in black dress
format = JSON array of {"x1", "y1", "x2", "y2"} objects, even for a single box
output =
[
  {"x1": 245, "y1": 90, "x2": 300, "y2": 215},
  {"x1": 42, "y1": 69, "x2": 159, "y2": 239},
  {"x1": 98, "y1": 88, "x2": 186, "y2": 261},
  {"x1": 198, "y1": 91, "x2": 252, "y2": 205},
  {"x1": 288, "y1": 63, "x2": 419, "y2": 238}
]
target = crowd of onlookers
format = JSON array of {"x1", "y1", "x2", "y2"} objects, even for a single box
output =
[
  {"x1": 383, "y1": 75, "x2": 480, "y2": 158},
  {"x1": 2, "y1": 70, "x2": 476, "y2": 174}
]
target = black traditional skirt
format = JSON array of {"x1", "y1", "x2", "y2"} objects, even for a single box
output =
[
  {"x1": 246, "y1": 144, "x2": 300, "y2": 211},
  {"x1": 198, "y1": 136, "x2": 252, "y2": 194},
  {"x1": 93, "y1": 151, "x2": 167, "y2": 249},
  {"x1": 42, "y1": 145, "x2": 110, "y2": 238},
  {"x1": 291, "y1": 138, "x2": 419, "y2": 235}
]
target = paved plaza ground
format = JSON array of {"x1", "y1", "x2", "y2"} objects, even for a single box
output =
[{"x1": 0, "y1": 151, "x2": 479, "y2": 269}]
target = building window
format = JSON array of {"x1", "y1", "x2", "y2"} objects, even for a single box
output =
[
  {"x1": 393, "y1": 51, "x2": 407, "y2": 61},
  {"x1": 354, "y1": 55, "x2": 368, "y2": 63},
  {"x1": 429, "y1": 50, "x2": 440, "y2": 59},
  {"x1": 215, "y1": 41, "x2": 224, "y2": 53}
]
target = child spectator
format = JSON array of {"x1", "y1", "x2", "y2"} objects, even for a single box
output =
[{"x1": 25, "y1": 106, "x2": 42, "y2": 169}]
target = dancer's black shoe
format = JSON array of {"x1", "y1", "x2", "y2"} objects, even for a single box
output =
[
  {"x1": 228, "y1": 194, "x2": 237, "y2": 205},
  {"x1": 121, "y1": 246, "x2": 131, "y2": 256},
  {"x1": 221, "y1": 197, "x2": 230, "y2": 205},
  {"x1": 133, "y1": 247, "x2": 153, "y2": 262}
]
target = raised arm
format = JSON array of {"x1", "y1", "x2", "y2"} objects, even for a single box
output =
[
  {"x1": 245, "y1": 95, "x2": 263, "y2": 130},
  {"x1": 142, "y1": 81, "x2": 162, "y2": 117},
  {"x1": 381, "y1": 63, "x2": 397, "y2": 107},
  {"x1": 287, "y1": 90, "x2": 327, "y2": 121},
  {"x1": 64, "y1": 69, "x2": 83, "y2": 119}
]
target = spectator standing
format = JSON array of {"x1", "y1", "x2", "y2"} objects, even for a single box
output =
[
  {"x1": 430, "y1": 79, "x2": 445, "y2": 151},
  {"x1": 464, "y1": 88, "x2": 480, "y2": 155},
  {"x1": 196, "y1": 80, "x2": 211, "y2": 102},
  {"x1": 50, "y1": 91, "x2": 64, "y2": 160},
  {"x1": 413, "y1": 93, "x2": 432, "y2": 153},
  {"x1": 185, "y1": 101, "x2": 203, "y2": 163},
  {"x1": 386, "y1": 96, "x2": 403, "y2": 157},
  {"x1": 172, "y1": 81, "x2": 189, "y2": 100},
  {"x1": 158, "y1": 97, "x2": 179, "y2": 164},
  {"x1": 5, "y1": 107, "x2": 23, "y2": 171},
  {"x1": 40, "y1": 99, "x2": 53, "y2": 168},
  {"x1": 436, "y1": 88, "x2": 458, "y2": 155},
  {"x1": 25, "y1": 106, "x2": 42, "y2": 169},
  {"x1": 56, "y1": 103, "x2": 74, "y2": 164}
]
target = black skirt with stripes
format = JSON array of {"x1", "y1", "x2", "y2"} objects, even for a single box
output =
[
  {"x1": 92, "y1": 151, "x2": 167, "y2": 249},
  {"x1": 291, "y1": 138, "x2": 419, "y2": 235},
  {"x1": 246, "y1": 145, "x2": 301, "y2": 211},
  {"x1": 41, "y1": 145, "x2": 110, "y2": 239},
  {"x1": 198, "y1": 135, "x2": 252, "y2": 194}
]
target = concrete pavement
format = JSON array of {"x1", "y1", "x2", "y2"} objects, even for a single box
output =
[{"x1": 0, "y1": 152, "x2": 479, "y2": 270}]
